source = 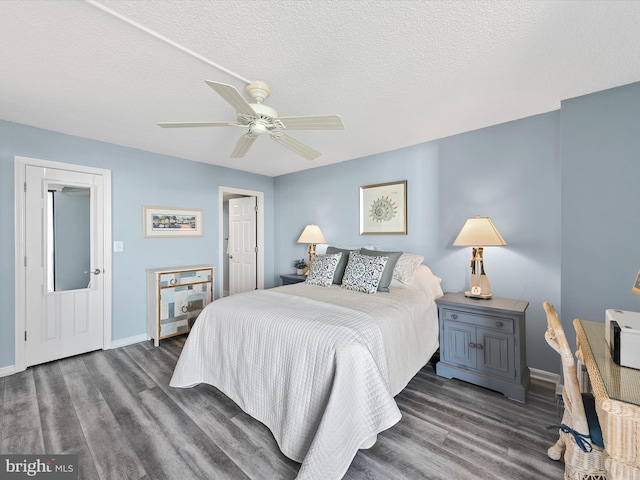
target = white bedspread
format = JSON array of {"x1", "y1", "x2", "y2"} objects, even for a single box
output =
[{"x1": 170, "y1": 284, "x2": 439, "y2": 480}]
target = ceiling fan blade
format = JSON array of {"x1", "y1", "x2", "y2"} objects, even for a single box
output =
[
  {"x1": 205, "y1": 80, "x2": 256, "y2": 117},
  {"x1": 158, "y1": 121, "x2": 239, "y2": 128},
  {"x1": 230, "y1": 134, "x2": 258, "y2": 158},
  {"x1": 276, "y1": 114, "x2": 344, "y2": 130},
  {"x1": 272, "y1": 132, "x2": 321, "y2": 160}
]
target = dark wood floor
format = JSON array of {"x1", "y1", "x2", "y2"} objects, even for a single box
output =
[{"x1": 1, "y1": 336, "x2": 564, "y2": 479}]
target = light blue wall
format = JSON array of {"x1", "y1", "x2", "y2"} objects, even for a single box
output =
[
  {"x1": 273, "y1": 80, "x2": 640, "y2": 376},
  {"x1": 561, "y1": 82, "x2": 640, "y2": 327},
  {"x1": 274, "y1": 142, "x2": 441, "y2": 269},
  {"x1": 275, "y1": 112, "x2": 561, "y2": 373},
  {"x1": 0, "y1": 120, "x2": 275, "y2": 367},
  {"x1": 3, "y1": 81, "x2": 640, "y2": 376}
]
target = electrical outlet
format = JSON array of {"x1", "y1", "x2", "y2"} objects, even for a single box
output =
[{"x1": 113, "y1": 241, "x2": 124, "y2": 252}]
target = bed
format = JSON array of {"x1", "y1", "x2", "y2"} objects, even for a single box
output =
[{"x1": 170, "y1": 249, "x2": 443, "y2": 480}]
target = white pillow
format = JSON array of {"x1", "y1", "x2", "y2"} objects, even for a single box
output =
[
  {"x1": 414, "y1": 264, "x2": 444, "y2": 299},
  {"x1": 392, "y1": 253, "x2": 424, "y2": 284},
  {"x1": 305, "y1": 253, "x2": 342, "y2": 287},
  {"x1": 341, "y1": 252, "x2": 388, "y2": 294},
  {"x1": 390, "y1": 264, "x2": 443, "y2": 300}
]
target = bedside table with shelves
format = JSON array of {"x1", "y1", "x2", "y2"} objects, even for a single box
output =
[
  {"x1": 280, "y1": 273, "x2": 307, "y2": 285},
  {"x1": 435, "y1": 292, "x2": 530, "y2": 402}
]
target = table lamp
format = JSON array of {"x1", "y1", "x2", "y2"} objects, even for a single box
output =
[
  {"x1": 297, "y1": 224, "x2": 326, "y2": 274},
  {"x1": 453, "y1": 216, "x2": 507, "y2": 298}
]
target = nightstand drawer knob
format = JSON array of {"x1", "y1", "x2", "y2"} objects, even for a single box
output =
[
  {"x1": 451, "y1": 314, "x2": 458, "y2": 320},
  {"x1": 477, "y1": 344, "x2": 483, "y2": 350},
  {"x1": 496, "y1": 321, "x2": 504, "y2": 327},
  {"x1": 469, "y1": 342, "x2": 476, "y2": 348}
]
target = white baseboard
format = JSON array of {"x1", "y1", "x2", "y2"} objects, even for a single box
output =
[
  {"x1": 0, "y1": 364, "x2": 17, "y2": 378},
  {"x1": 530, "y1": 367, "x2": 560, "y2": 386},
  {"x1": 110, "y1": 333, "x2": 148, "y2": 349},
  {"x1": 0, "y1": 334, "x2": 148, "y2": 378}
]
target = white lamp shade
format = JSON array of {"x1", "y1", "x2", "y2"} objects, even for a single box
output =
[
  {"x1": 452, "y1": 216, "x2": 507, "y2": 247},
  {"x1": 297, "y1": 224, "x2": 326, "y2": 244}
]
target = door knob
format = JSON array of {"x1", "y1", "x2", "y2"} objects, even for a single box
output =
[{"x1": 84, "y1": 268, "x2": 101, "y2": 275}]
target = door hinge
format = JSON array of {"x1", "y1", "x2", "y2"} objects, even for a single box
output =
[
  {"x1": 24, "y1": 256, "x2": 27, "y2": 267},
  {"x1": 254, "y1": 246, "x2": 258, "y2": 253},
  {"x1": 254, "y1": 205, "x2": 258, "y2": 212},
  {"x1": 24, "y1": 331, "x2": 27, "y2": 341},
  {"x1": 24, "y1": 181, "x2": 27, "y2": 193}
]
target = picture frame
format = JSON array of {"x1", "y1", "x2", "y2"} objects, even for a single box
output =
[
  {"x1": 359, "y1": 180, "x2": 407, "y2": 235},
  {"x1": 143, "y1": 206, "x2": 203, "y2": 238}
]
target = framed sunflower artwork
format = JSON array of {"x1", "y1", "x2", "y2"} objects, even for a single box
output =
[{"x1": 359, "y1": 180, "x2": 407, "y2": 235}]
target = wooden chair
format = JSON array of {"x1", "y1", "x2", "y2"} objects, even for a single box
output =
[{"x1": 543, "y1": 301, "x2": 607, "y2": 480}]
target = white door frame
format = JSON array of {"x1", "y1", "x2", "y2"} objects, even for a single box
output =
[
  {"x1": 219, "y1": 186, "x2": 264, "y2": 294},
  {"x1": 14, "y1": 156, "x2": 113, "y2": 373}
]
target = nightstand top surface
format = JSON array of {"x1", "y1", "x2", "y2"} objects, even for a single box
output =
[
  {"x1": 437, "y1": 292, "x2": 528, "y2": 314},
  {"x1": 280, "y1": 273, "x2": 307, "y2": 280}
]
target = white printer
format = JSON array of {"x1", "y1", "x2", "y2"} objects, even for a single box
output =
[{"x1": 606, "y1": 309, "x2": 640, "y2": 369}]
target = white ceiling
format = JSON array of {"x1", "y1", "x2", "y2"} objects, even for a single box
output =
[{"x1": 2, "y1": 1, "x2": 640, "y2": 177}]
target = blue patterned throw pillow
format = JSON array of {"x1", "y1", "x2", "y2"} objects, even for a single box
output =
[
  {"x1": 305, "y1": 253, "x2": 342, "y2": 287},
  {"x1": 341, "y1": 252, "x2": 389, "y2": 294}
]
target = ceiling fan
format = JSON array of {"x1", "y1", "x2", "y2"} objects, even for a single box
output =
[{"x1": 158, "y1": 80, "x2": 344, "y2": 160}]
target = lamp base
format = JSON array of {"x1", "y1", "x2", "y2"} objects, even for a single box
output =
[{"x1": 464, "y1": 290, "x2": 492, "y2": 299}]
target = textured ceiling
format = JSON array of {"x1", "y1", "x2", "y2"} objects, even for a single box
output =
[{"x1": 2, "y1": 1, "x2": 640, "y2": 176}]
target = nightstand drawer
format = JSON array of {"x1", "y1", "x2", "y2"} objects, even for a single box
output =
[{"x1": 442, "y1": 308, "x2": 514, "y2": 334}]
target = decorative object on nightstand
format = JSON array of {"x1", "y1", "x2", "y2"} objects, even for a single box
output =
[
  {"x1": 435, "y1": 292, "x2": 529, "y2": 402},
  {"x1": 292, "y1": 258, "x2": 308, "y2": 275},
  {"x1": 280, "y1": 273, "x2": 307, "y2": 286},
  {"x1": 453, "y1": 216, "x2": 507, "y2": 299},
  {"x1": 633, "y1": 268, "x2": 640, "y2": 295},
  {"x1": 146, "y1": 265, "x2": 214, "y2": 347},
  {"x1": 297, "y1": 224, "x2": 326, "y2": 273}
]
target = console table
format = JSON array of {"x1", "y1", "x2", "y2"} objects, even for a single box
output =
[{"x1": 574, "y1": 319, "x2": 640, "y2": 480}]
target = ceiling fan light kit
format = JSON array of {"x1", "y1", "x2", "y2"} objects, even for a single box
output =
[
  {"x1": 245, "y1": 81, "x2": 271, "y2": 104},
  {"x1": 158, "y1": 80, "x2": 344, "y2": 160}
]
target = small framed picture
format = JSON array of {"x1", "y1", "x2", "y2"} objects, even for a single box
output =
[
  {"x1": 359, "y1": 180, "x2": 407, "y2": 235},
  {"x1": 143, "y1": 206, "x2": 203, "y2": 238}
]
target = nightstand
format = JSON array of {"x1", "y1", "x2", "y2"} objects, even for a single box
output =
[
  {"x1": 280, "y1": 273, "x2": 307, "y2": 285},
  {"x1": 435, "y1": 292, "x2": 530, "y2": 402}
]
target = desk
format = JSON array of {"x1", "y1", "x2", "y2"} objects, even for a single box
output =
[{"x1": 574, "y1": 319, "x2": 640, "y2": 480}]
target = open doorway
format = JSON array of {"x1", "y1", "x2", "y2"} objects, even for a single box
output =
[{"x1": 219, "y1": 187, "x2": 265, "y2": 297}]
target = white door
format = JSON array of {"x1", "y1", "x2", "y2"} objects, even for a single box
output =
[
  {"x1": 24, "y1": 165, "x2": 105, "y2": 367},
  {"x1": 228, "y1": 196, "x2": 257, "y2": 294}
]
